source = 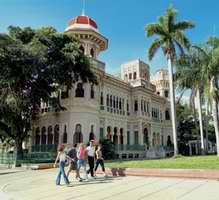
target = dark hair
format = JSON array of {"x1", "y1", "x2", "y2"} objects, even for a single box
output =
[{"x1": 74, "y1": 143, "x2": 77, "y2": 148}]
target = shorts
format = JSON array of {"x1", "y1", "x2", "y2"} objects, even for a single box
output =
[
  {"x1": 77, "y1": 159, "x2": 86, "y2": 169},
  {"x1": 69, "y1": 161, "x2": 77, "y2": 171}
]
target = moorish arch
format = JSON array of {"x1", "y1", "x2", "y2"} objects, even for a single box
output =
[
  {"x1": 54, "y1": 124, "x2": 59, "y2": 145},
  {"x1": 35, "y1": 127, "x2": 40, "y2": 145},
  {"x1": 143, "y1": 128, "x2": 149, "y2": 146},
  {"x1": 106, "y1": 126, "x2": 112, "y2": 140},
  {"x1": 113, "y1": 127, "x2": 118, "y2": 144},
  {"x1": 41, "y1": 127, "x2": 47, "y2": 145},
  {"x1": 120, "y1": 128, "x2": 124, "y2": 145},
  {"x1": 73, "y1": 124, "x2": 83, "y2": 144},
  {"x1": 47, "y1": 126, "x2": 53, "y2": 145}
]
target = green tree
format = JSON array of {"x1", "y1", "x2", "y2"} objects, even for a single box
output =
[
  {"x1": 0, "y1": 26, "x2": 97, "y2": 163},
  {"x1": 145, "y1": 6, "x2": 194, "y2": 156}
]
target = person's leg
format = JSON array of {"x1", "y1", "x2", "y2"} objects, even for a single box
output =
[
  {"x1": 87, "y1": 156, "x2": 91, "y2": 175},
  {"x1": 83, "y1": 160, "x2": 88, "y2": 180},
  {"x1": 94, "y1": 159, "x2": 100, "y2": 172},
  {"x1": 100, "y1": 159, "x2": 105, "y2": 172},
  {"x1": 60, "y1": 161, "x2": 70, "y2": 185},
  {"x1": 56, "y1": 165, "x2": 62, "y2": 185},
  {"x1": 90, "y1": 157, "x2": 94, "y2": 177},
  {"x1": 67, "y1": 163, "x2": 72, "y2": 178}
]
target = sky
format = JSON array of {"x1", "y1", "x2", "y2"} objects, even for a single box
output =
[{"x1": 0, "y1": 0, "x2": 219, "y2": 76}]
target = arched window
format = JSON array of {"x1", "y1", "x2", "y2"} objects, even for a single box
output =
[
  {"x1": 110, "y1": 95, "x2": 112, "y2": 107},
  {"x1": 167, "y1": 135, "x2": 172, "y2": 147},
  {"x1": 100, "y1": 92, "x2": 104, "y2": 105},
  {"x1": 120, "y1": 128, "x2": 124, "y2": 144},
  {"x1": 54, "y1": 125, "x2": 59, "y2": 145},
  {"x1": 129, "y1": 73, "x2": 132, "y2": 80},
  {"x1": 107, "y1": 126, "x2": 112, "y2": 140},
  {"x1": 35, "y1": 127, "x2": 40, "y2": 145},
  {"x1": 79, "y1": 45, "x2": 85, "y2": 54},
  {"x1": 41, "y1": 127, "x2": 47, "y2": 145},
  {"x1": 113, "y1": 96, "x2": 116, "y2": 108},
  {"x1": 143, "y1": 128, "x2": 149, "y2": 146},
  {"x1": 164, "y1": 90, "x2": 169, "y2": 98},
  {"x1": 134, "y1": 100, "x2": 138, "y2": 112},
  {"x1": 133, "y1": 72, "x2": 137, "y2": 80},
  {"x1": 165, "y1": 110, "x2": 170, "y2": 120},
  {"x1": 75, "y1": 83, "x2": 84, "y2": 98},
  {"x1": 90, "y1": 84, "x2": 95, "y2": 99},
  {"x1": 116, "y1": 97, "x2": 119, "y2": 109},
  {"x1": 119, "y1": 98, "x2": 122, "y2": 110},
  {"x1": 63, "y1": 125, "x2": 67, "y2": 144},
  {"x1": 47, "y1": 126, "x2": 53, "y2": 145},
  {"x1": 89, "y1": 125, "x2": 95, "y2": 141},
  {"x1": 156, "y1": 133, "x2": 160, "y2": 145},
  {"x1": 113, "y1": 127, "x2": 118, "y2": 144},
  {"x1": 106, "y1": 94, "x2": 109, "y2": 107},
  {"x1": 152, "y1": 132, "x2": 156, "y2": 146},
  {"x1": 73, "y1": 124, "x2": 83, "y2": 144},
  {"x1": 90, "y1": 48, "x2": 95, "y2": 58},
  {"x1": 134, "y1": 131, "x2": 139, "y2": 145}
]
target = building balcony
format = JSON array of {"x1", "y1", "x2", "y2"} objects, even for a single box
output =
[{"x1": 90, "y1": 58, "x2": 105, "y2": 71}]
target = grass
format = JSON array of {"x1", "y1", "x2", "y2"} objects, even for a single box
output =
[{"x1": 105, "y1": 155, "x2": 219, "y2": 170}]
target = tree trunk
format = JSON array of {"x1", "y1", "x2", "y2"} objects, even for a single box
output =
[
  {"x1": 167, "y1": 57, "x2": 178, "y2": 156},
  {"x1": 14, "y1": 138, "x2": 23, "y2": 167},
  {"x1": 197, "y1": 88, "x2": 205, "y2": 154},
  {"x1": 205, "y1": 100, "x2": 209, "y2": 153},
  {"x1": 210, "y1": 77, "x2": 219, "y2": 156}
]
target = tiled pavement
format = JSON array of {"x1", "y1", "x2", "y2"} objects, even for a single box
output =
[{"x1": 0, "y1": 169, "x2": 219, "y2": 200}]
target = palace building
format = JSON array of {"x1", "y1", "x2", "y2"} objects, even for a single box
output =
[{"x1": 31, "y1": 14, "x2": 173, "y2": 158}]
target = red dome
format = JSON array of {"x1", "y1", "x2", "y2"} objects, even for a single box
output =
[{"x1": 68, "y1": 15, "x2": 98, "y2": 29}]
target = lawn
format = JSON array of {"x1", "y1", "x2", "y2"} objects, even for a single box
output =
[{"x1": 105, "y1": 155, "x2": 219, "y2": 170}]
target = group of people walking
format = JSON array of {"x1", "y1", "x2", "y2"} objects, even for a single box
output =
[{"x1": 54, "y1": 140, "x2": 106, "y2": 186}]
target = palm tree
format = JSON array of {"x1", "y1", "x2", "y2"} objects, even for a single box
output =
[
  {"x1": 176, "y1": 46, "x2": 206, "y2": 154},
  {"x1": 145, "y1": 6, "x2": 194, "y2": 156},
  {"x1": 202, "y1": 37, "x2": 219, "y2": 156}
]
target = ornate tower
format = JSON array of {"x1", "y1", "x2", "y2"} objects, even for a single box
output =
[
  {"x1": 65, "y1": 15, "x2": 108, "y2": 60},
  {"x1": 152, "y1": 69, "x2": 170, "y2": 99}
]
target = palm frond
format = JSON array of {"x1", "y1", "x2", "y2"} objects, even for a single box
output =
[
  {"x1": 173, "y1": 31, "x2": 191, "y2": 50},
  {"x1": 145, "y1": 24, "x2": 167, "y2": 38},
  {"x1": 148, "y1": 38, "x2": 164, "y2": 60},
  {"x1": 174, "y1": 21, "x2": 195, "y2": 31}
]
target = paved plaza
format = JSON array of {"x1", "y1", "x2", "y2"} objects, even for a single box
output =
[{"x1": 0, "y1": 169, "x2": 219, "y2": 200}]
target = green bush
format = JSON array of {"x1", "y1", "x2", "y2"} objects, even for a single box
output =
[{"x1": 100, "y1": 139, "x2": 115, "y2": 160}]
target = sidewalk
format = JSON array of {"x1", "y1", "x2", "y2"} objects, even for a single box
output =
[{"x1": 103, "y1": 168, "x2": 219, "y2": 180}]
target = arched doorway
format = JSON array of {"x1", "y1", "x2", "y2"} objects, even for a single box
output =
[
  {"x1": 107, "y1": 126, "x2": 112, "y2": 140},
  {"x1": 35, "y1": 127, "x2": 40, "y2": 145},
  {"x1": 120, "y1": 128, "x2": 124, "y2": 144},
  {"x1": 89, "y1": 125, "x2": 95, "y2": 141},
  {"x1": 41, "y1": 127, "x2": 47, "y2": 145},
  {"x1": 54, "y1": 125, "x2": 59, "y2": 145},
  {"x1": 73, "y1": 124, "x2": 83, "y2": 144},
  {"x1": 143, "y1": 128, "x2": 149, "y2": 146},
  {"x1": 113, "y1": 127, "x2": 118, "y2": 144},
  {"x1": 63, "y1": 125, "x2": 67, "y2": 144},
  {"x1": 47, "y1": 126, "x2": 53, "y2": 145}
]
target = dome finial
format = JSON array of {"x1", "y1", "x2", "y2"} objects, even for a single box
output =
[{"x1": 82, "y1": 0, "x2": 86, "y2": 16}]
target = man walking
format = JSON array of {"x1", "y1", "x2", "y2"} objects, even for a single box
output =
[
  {"x1": 86, "y1": 140, "x2": 95, "y2": 178},
  {"x1": 67, "y1": 144, "x2": 82, "y2": 182}
]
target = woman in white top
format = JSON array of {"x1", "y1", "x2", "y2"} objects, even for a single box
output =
[{"x1": 54, "y1": 144, "x2": 71, "y2": 185}]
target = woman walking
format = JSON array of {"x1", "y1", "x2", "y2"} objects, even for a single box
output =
[
  {"x1": 54, "y1": 144, "x2": 70, "y2": 186},
  {"x1": 77, "y1": 143, "x2": 88, "y2": 180},
  {"x1": 94, "y1": 145, "x2": 107, "y2": 177}
]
